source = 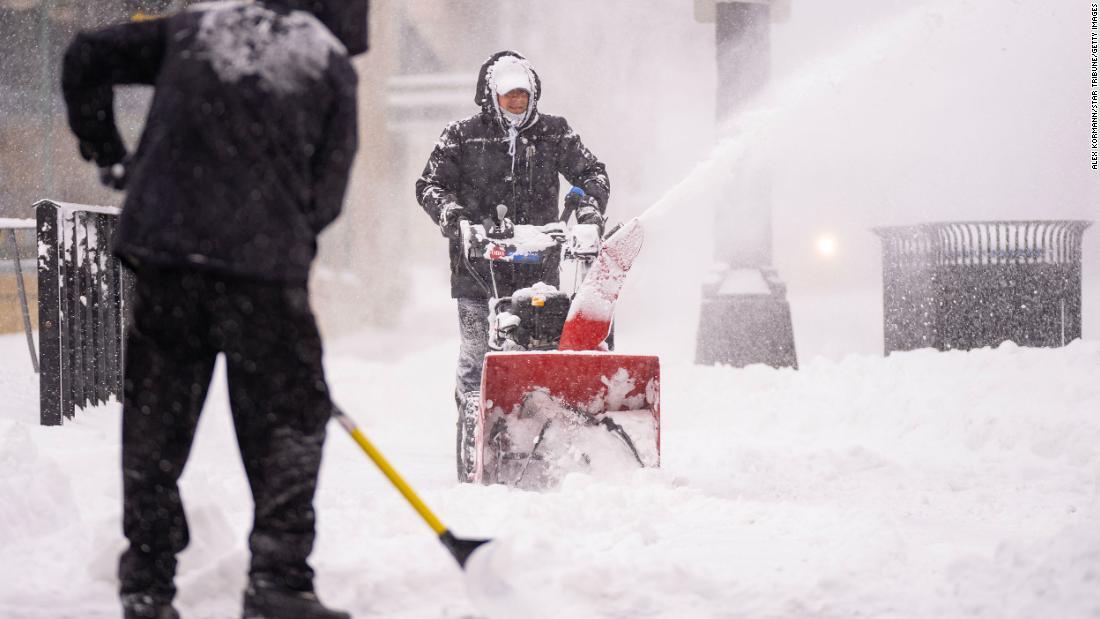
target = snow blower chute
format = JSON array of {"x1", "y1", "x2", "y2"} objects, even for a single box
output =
[{"x1": 458, "y1": 211, "x2": 660, "y2": 488}]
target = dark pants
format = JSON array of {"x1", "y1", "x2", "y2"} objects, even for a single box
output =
[
  {"x1": 455, "y1": 297, "x2": 490, "y2": 398},
  {"x1": 119, "y1": 267, "x2": 332, "y2": 601}
]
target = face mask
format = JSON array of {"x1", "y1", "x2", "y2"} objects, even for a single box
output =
[{"x1": 501, "y1": 108, "x2": 527, "y2": 126}]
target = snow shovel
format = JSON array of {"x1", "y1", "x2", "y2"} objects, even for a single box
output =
[{"x1": 332, "y1": 407, "x2": 489, "y2": 568}]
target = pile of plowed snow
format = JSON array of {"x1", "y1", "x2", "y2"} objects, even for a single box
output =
[{"x1": 1, "y1": 333, "x2": 1097, "y2": 618}]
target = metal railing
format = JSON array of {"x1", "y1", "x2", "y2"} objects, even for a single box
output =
[
  {"x1": 37, "y1": 199, "x2": 131, "y2": 426},
  {"x1": 874, "y1": 221, "x2": 1092, "y2": 354},
  {"x1": 1, "y1": 217, "x2": 38, "y2": 372}
]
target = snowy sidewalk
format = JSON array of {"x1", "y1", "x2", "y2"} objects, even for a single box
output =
[{"x1": 1, "y1": 332, "x2": 1099, "y2": 618}]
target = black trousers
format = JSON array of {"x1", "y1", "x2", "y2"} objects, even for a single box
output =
[{"x1": 118, "y1": 267, "x2": 332, "y2": 599}]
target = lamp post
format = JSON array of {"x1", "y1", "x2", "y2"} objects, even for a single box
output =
[{"x1": 694, "y1": 0, "x2": 797, "y2": 369}]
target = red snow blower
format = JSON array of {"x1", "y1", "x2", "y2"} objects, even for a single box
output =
[{"x1": 457, "y1": 208, "x2": 660, "y2": 488}]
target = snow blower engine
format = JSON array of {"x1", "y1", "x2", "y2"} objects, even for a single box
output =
[{"x1": 457, "y1": 202, "x2": 660, "y2": 489}]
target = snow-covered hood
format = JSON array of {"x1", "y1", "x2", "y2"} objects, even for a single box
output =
[
  {"x1": 193, "y1": 2, "x2": 347, "y2": 94},
  {"x1": 475, "y1": 50, "x2": 541, "y2": 128},
  {"x1": 268, "y1": 0, "x2": 369, "y2": 56}
]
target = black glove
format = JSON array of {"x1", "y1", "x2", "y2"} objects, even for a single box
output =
[
  {"x1": 437, "y1": 202, "x2": 468, "y2": 238},
  {"x1": 565, "y1": 186, "x2": 603, "y2": 231},
  {"x1": 575, "y1": 203, "x2": 605, "y2": 234},
  {"x1": 98, "y1": 156, "x2": 131, "y2": 191}
]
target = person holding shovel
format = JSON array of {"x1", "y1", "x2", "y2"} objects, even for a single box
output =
[{"x1": 61, "y1": 2, "x2": 367, "y2": 617}]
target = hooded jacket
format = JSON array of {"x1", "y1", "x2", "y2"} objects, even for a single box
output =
[
  {"x1": 61, "y1": 0, "x2": 367, "y2": 282},
  {"x1": 415, "y1": 51, "x2": 610, "y2": 299}
]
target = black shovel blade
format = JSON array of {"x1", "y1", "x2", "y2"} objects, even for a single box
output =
[{"x1": 439, "y1": 530, "x2": 491, "y2": 568}]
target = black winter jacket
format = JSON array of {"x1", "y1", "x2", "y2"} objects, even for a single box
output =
[
  {"x1": 61, "y1": 1, "x2": 365, "y2": 283},
  {"x1": 415, "y1": 51, "x2": 610, "y2": 299}
]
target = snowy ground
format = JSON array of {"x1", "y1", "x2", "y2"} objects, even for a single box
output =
[{"x1": 1, "y1": 324, "x2": 1099, "y2": 619}]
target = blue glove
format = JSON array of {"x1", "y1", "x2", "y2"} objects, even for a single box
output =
[{"x1": 564, "y1": 186, "x2": 587, "y2": 213}]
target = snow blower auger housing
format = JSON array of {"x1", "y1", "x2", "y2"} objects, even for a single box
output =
[{"x1": 458, "y1": 213, "x2": 660, "y2": 489}]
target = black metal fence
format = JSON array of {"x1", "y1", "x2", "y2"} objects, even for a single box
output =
[
  {"x1": 875, "y1": 221, "x2": 1092, "y2": 355},
  {"x1": 37, "y1": 199, "x2": 131, "y2": 426}
]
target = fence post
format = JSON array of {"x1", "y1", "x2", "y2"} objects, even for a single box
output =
[
  {"x1": 36, "y1": 199, "x2": 129, "y2": 425},
  {"x1": 37, "y1": 200, "x2": 62, "y2": 426}
]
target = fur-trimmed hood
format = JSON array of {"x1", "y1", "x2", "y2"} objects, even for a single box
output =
[{"x1": 474, "y1": 50, "x2": 541, "y2": 124}]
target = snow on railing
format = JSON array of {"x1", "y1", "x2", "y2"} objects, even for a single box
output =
[
  {"x1": 874, "y1": 221, "x2": 1091, "y2": 268},
  {"x1": 36, "y1": 199, "x2": 131, "y2": 426}
]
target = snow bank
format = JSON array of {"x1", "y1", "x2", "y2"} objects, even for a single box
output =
[
  {"x1": 0, "y1": 332, "x2": 1097, "y2": 618},
  {"x1": 0, "y1": 424, "x2": 80, "y2": 544}
]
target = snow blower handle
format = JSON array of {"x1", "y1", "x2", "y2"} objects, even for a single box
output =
[
  {"x1": 485, "y1": 204, "x2": 515, "y2": 239},
  {"x1": 459, "y1": 219, "x2": 496, "y2": 298}
]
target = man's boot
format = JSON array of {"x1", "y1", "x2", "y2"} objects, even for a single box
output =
[
  {"x1": 242, "y1": 584, "x2": 350, "y2": 619},
  {"x1": 122, "y1": 593, "x2": 180, "y2": 619}
]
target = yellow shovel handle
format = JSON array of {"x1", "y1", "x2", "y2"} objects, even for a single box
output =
[{"x1": 333, "y1": 411, "x2": 447, "y2": 536}]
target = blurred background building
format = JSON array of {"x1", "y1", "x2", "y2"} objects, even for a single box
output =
[
  {"x1": 2, "y1": 0, "x2": 1095, "y2": 358},
  {"x1": 0, "y1": 0, "x2": 511, "y2": 335},
  {"x1": 0, "y1": 0, "x2": 719, "y2": 340}
]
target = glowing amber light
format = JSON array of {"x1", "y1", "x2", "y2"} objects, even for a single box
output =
[{"x1": 816, "y1": 234, "x2": 838, "y2": 258}]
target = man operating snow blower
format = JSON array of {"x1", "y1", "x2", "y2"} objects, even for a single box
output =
[
  {"x1": 61, "y1": 2, "x2": 366, "y2": 618},
  {"x1": 415, "y1": 50, "x2": 611, "y2": 482}
]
